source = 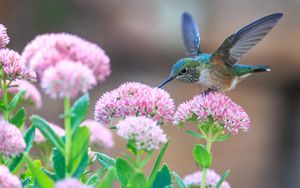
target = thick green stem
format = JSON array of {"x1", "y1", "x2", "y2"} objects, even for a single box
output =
[
  {"x1": 1, "y1": 80, "x2": 14, "y2": 166},
  {"x1": 1, "y1": 79, "x2": 9, "y2": 120},
  {"x1": 201, "y1": 125, "x2": 213, "y2": 188},
  {"x1": 136, "y1": 151, "x2": 142, "y2": 172},
  {"x1": 64, "y1": 96, "x2": 71, "y2": 177},
  {"x1": 201, "y1": 168, "x2": 207, "y2": 188},
  {"x1": 0, "y1": 155, "x2": 4, "y2": 165}
]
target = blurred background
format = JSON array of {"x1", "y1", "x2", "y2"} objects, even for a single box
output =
[{"x1": 1, "y1": 0, "x2": 300, "y2": 187}]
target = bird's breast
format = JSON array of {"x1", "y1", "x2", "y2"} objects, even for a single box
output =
[
  {"x1": 198, "y1": 66, "x2": 237, "y2": 91},
  {"x1": 198, "y1": 68, "x2": 214, "y2": 87}
]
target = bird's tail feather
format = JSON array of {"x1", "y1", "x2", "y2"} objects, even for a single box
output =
[{"x1": 252, "y1": 65, "x2": 271, "y2": 73}]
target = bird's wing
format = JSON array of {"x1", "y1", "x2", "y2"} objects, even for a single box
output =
[
  {"x1": 182, "y1": 12, "x2": 201, "y2": 57},
  {"x1": 212, "y1": 13, "x2": 283, "y2": 66}
]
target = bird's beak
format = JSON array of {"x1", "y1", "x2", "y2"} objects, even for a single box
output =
[{"x1": 158, "y1": 77, "x2": 174, "y2": 88}]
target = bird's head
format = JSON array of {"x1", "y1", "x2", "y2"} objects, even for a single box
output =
[{"x1": 158, "y1": 58, "x2": 200, "y2": 88}]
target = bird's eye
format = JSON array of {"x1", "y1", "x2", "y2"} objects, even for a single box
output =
[{"x1": 181, "y1": 68, "x2": 187, "y2": 74}]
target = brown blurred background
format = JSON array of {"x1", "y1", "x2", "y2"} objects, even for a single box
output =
[{"x1": 1, "y1": 0, "x2": 300, "y2": 187}]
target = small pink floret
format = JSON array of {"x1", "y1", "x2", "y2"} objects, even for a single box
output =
[{"x1": 0, "y1": 24, "x2": 9, "y2": 48}]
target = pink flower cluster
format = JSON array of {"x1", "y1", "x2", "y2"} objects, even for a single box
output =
[
  {"x1": 95, "y1": 82, "x2": 175, "y2": 125},
  {"x1": 0, "y1": 24, "x2": 35, "y2": 81},
  {"x1": 183, "y1": 169, "x2": 230, "y2": 188},
  {"x1": 0, "y1": 120, "x2": 26, "y2": 156},
  {"x1": 22, "y1": 33, "x2": 110, "y2": 81},
  {"x1": 173, "y1": 92, "x2": 250, "y2": 134},
  {"x1": 0, "y1": 48, "x2": 36, "y2": 81},
  {"x1": 116, "y1": 116, "x2": 167, "y2": 151},
  {"x1": 34, "y1": 123, "x2": 65, "y2": 143},
  {"x1": 21, "y1": 33, "x2": 110, "y2": 98},
  {"x1": 41, "y1": 60, "x2": 96, "y2": 98},
  {"x1": 0, "y1": 80, "x2": 42, "y2": 108},
  {"x1": 55, "y1": 178, "x2": 91, "y2": 188},
  {"x1": 0, "y1": 24, "x2": 9, "y2": 48},
  {"x1": 81, "y1": 119, "x2": 114, "y2": 149},
  {"x1": 0, "y1": 165, "x2": 21, "y2": 188}
]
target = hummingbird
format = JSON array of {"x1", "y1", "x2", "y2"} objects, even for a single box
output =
[{"x1": 158, "y1": 12, "x2": 283, "y2": 91}]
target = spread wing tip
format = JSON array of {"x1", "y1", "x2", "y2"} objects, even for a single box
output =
[
  {"x1": 237, "y1": 13, "x2": 283, "y2": 35},
  {"x1": 182, "y1": 12, "x2": 192, "y2": 19},
  {"x1": 181, "y1": 12, "x2": 201, "y2": 56},
  {"x1": 269, "y1": 13, "x2": 283, "y2": 19}
]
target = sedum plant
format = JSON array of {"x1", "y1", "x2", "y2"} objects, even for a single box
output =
[
  {"x1": 0, "y1": 21, "x2": 252, "y2": 188},
  {"x1": 94, "y1": 82, "x2": 176, "y2": 188},
  {"x1": 173, "y1": 92, "x2": 250, "y2": 188}
]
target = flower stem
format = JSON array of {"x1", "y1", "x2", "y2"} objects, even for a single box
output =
[
  {"x1": 64, "y1": 96, "x2": 71, "y2": 177},
  {"x1": 1, "y1": 79, "x2": 9, "y2": 120},
  {"x1": 136, "y1": 151, "x2": 142, "y2": 172},
  {"x1": 201, "y1": 124, "x2": 213, "y2": 188},
  {"x1": 201, "y1": 169, "x2": 207, "y2": 188},
  {"x1": 0, "y1": 155, "x2": 4, "y2": 165}
]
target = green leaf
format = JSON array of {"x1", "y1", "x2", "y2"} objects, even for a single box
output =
[
  {"x1": 24, "y1": 126, "x2": 36, "y2": 153},
  {"x1": 192, "y1": 144, "x2": 212, "y2": 169},
  {"x1": 10, "y1": 107, "x2": 26, "y2": 128},
  {"x1": 95, "y1": 168, "x2": 116, "y2": 188},
  {"x1": 189, "y1": 113, "x2": 198, "y2": 122},
  {"x1": 8, "y1": 90, "x2": 26, "y2": 110},
  {"x1": 22, "y1": 159, "x2": 40, "y2": 185},
  {"x1": 42, "y1": 168, "x2": 57, "y2": 181},
  {"x1": 128, "y1": 173, "x2": 146, "y2": 188},
  {"x1": 0, "y1": 101, "x2": 6, "y2": 110},
  {"x1": 8, "y1": 154, "x2": 24, "y2": 173},
  {"x1": 86, "y1": 173, "x2": 98, "y2": 185},
  {"x1": 173, "y1": 172, "x2": 187, "y2": 188},
  {"x1": 215, "y1": 169, "x2": 230, "y2": 188},
  {"x1": 73, "y1": 151, "x2": 88, "y2": 178},
  {"x1": 30, "y1": 115, "x2": 65, "y2": 153},
  {"x1": 22, "y1": 177, "x2": 31, "y2": 188},
  {"x1": 146, "y1": 142, "x2": 168, "y2": 188},
  {"x1": 122, "y1": 153, "x2": 138, "y2": 168},
  {"x1": 95, "y1": 152, "x2": 116, "y2": 169},
  {"x1": 140, "y1": 151, "x2": 154, "y2": 168},
  {"x1": 115, "y1": 157, "x2": 134, "y2": 186},
  {"x1": 23, "y1": 154, "x2": 54, "y2": 188},
  {"x1": 67, "y1": 126, "x2": 90, "y2": 176},
  {"x1": 151, "y1": 164, "x2": 172, "y2": 188},
  {"x1": 215, "y1": 134, "x2": 231, "y2": 142},
  {"x1": 186, "y1": 130, "x2": 206, "y2": 139},
  {"x1": 126, "y1": 141, "x2": 137, "y2": 156},
  {"x1": 70, "y1": 94, "x2": 89, "y2": 132},
  {"x1": 9, "y1": 126, "x2": 36, "y2": 172},
  {"x1": 52, "y1": 148, "x2": 65, "y2": 179}
]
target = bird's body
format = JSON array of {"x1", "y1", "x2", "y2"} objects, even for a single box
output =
[
  {"x1": 158, "y1": 12, "x2": 282, "y2": 91},
  {"x1": 177, "y1": 54, "x2": 270, "y2": 91}
]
